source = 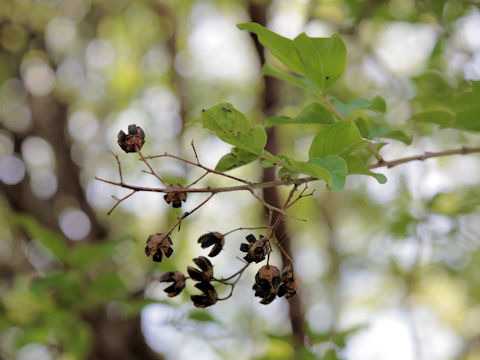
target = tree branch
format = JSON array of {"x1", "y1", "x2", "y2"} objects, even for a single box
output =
[
  {"x1": 97, "y1": 146, "x2": 480, "y2": 198},
  {"x1": 368, "y1": 146, "x2": 480, "y2": 169}
]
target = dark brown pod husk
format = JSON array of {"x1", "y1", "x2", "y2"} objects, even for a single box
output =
[
  {"x1": 187, "y1": 256, "x2": 214, "y2": 282},
  {"x1": 163, "y1": 184, "x2": 187, "y2": 208},
  {"x1": 197, "y1": 232, "x2": 224, "y2": 257},
  {"x1": 277, "y1": 264, "x2": 298, "y2": 299},
  {"x1": 159, "y1": 271, "x2": 186, "y2": 297},
  {"x1": 253, "y1": 265, "x2": 281, "y2": 305},
  {"x1": 191, "y1": 281, "x2": 218, "y2": 308},
  {"x1": 117, "y1": 124, "x2": 145, "y2": 153},
  {"x1": 145, "y1": 233, "x2": 173, "y2": 262},
  {"x1": 239, "y1": 234, "x2": 269, "y2": 263}
]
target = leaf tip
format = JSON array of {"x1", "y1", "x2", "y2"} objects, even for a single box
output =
[{"x1": 375, "y1": 173, "x2": 387, "y2": 184}]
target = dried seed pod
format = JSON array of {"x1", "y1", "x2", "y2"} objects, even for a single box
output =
[
  {"x1": 117, "y1": 124, "x2": 145, "y2": 153},
  {"x1": 239, "y1": 234, "x2": 269, "y2": 263},
  {"x1": 191, "y1": 281, "x2": 218, "y2": 308},
  {"x1": 187, "y1": 256, "x2": 214, "y2": 282},
  {"x1": 163, "y1": 184, "x2": 187, "y2": 208},
  {"x1": 253, "y1": 265, "x2": 281, "y2": 305},
  {"x1": 277, "y1": 264, "x2": 298, "y2": 299},
  {"x1": 159, "y1": 271, "x2": 186, "y2": 297},
  {"x1": 145, "y1": 233, "x2": 173, "y2": 262},
  {"x1": 128, "y1": 124, "x2": 138, "y2": 135},
  {"x1": 197, "y1": 232, "x2": 224, "y2": 257}
]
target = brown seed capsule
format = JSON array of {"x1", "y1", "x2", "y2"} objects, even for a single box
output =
[
  {"x1": 253, "y1": 265, "x2": 281, "y2": 305},
  {"x1": 159, "y1": 271, "x2": 186, "y2": 297},
  {"x1": 277, "y1": 264, "x2": 298, "y2": 299},
  {"x1": 117, "y1": 124, "x2": 145, "y2": 153},
  {"x1": 145, "y1": 233, "x2": 173, "y2": 262},
  {"x1": 197, "y1": 232, "x2": 224, "y2": 257},
  {"x1": 239, "y1": 234, "x2": 269, "y2": 263},
  {"x1": 187, "y1": 256, "x2": 214, "y2": 282},
  {"x1": 190, "y1": 281, "x2": 218, "y2": 308},
  {"x1": 163, "y1": 184, "x2": 187, "y2": 208}
]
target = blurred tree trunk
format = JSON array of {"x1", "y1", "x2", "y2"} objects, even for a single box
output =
[
  {"x1": 85, "y1": 308, "x2": 161, "y2": 360},
  {"x1": 0, "y1": 33, "x2": 161, "y2": 360},
  {"x1": 247, "y1": 1, "x2": 307, "y2": 348},
  {"x1": 0, "y1": 96, "x2": 107, "y2": 243}
]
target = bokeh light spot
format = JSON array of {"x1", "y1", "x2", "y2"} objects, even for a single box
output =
[
  {"x1": 22, "y1": 60, "x2": 56, "y2": 96},
  {"x1": 0, "y1": 155, "x2": 25, "y2": 185},
  {"x1": 59, "y1": 208, "x2": 91, "y2": 240}
]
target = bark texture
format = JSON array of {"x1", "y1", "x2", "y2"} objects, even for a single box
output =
[{"x1": 247, "y1": 1, "x2": 307, "y2": 348}]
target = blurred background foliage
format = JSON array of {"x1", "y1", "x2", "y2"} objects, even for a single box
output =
[{"x1": 1, "y1": 0, "x2": 480, "y2": 359}]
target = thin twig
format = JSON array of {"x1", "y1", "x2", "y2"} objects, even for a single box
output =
[
  {"x1": 216, "y1": 263, "x2": 250, "y2": 283},
  {"x1": 215, "y1": 262, "x2": 251, "y2": 301},
  {"x1": 324, "y1": 93, "x2": 345, "y2": 120},
  {"x1": 273, "y1": 234, "x2": 294, "y2": 264},
  {"x1": 223, "y1": 226, "x2": 268, "y2": 236},
  {"x1": 186, "y1": 171, "x2": 208, "y2": 188},
  {"x1": 286, "y1": 185, "x2": 314, "y2": 209},
  {"x1": 136, "y1": 149, "x2": 169, "y2": 186},
  {"x1": 368, "y1": 146, "x2": 480, "y2": 169},
  {"x1": 367, "y1": 142, "x2": 384, "y2": 163},
  {"x1": 165, "y1": 193, "x2": 215, "y2": 237},
  {"x1": 146, "y1": 152, "x2": 253, "y2": 185},
  {"x1": 107, "y1": 190, "x2": 136, "y2": 216},
  {"x1": 249, "y1": 188, "x2": 306, "y2": 221},
  {"x1": 190, "y1": 140, "x2": 200, "y2": 164},
  {"x1": 109, "y1": 151, "x2": 124, "y2": 183}
]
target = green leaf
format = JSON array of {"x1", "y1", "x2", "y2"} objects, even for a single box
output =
[
  {"x1": 264, "y1": 153, "x2": 333, "y2": 187},
  {"x1": 31, "y1": 272, "x2": 83, "y2": 304},
  {"x1": 389, "y1": 210, "x2": 417, "y2": 237},
  {"x1": 368, "y1": 96, "x2": 387, "y2": 113},
  {"x1": 293, "y1": 33, "x2": 326, "y2": 90},
  {"x1": 201, "y1": 103, "x2": 267, "y2": 154},
  {"x1": 311, "y1": 34, "x2": 347, "y2": 89},
  {"x1": 368, "y1": 127, "x2": 413, "y2": 145},
  {"x1": 413, "y1": 82, "x2": 480, "y2": 133},
  {"x1": 237, "y1": 23, "x2": 305, "y2": 74},
  {"x1": 14, "y1": 214, "x2": 67, "y2": 261},
  {"x1": 309, "y1": 121, "x2": 367, "y2": 159},
  {"x1": 293, "y1": 33, "x2": 347, "y2": 90},
  {"x1": 354, "y1": 117, "x2": 370, "y2": 138},
  {"x1": 353, "y1": 112, "x2": 412, "y2": 145},
  {"x1": 323, "y1": 349, "x2": 339, "y2": 360},
  {"x1": 16, "y1": 326, "x2": 49, "y2": 347},
  {"x1": 265, "y1": 103, "x2": 335, "y2": 127},
  {"x1": 188, "y1": 310, "x2": 218, "y2": 322},
  {"x1": 278, "y1": 166, "x2": 300, "y2": 180},
  {"x1": 429, "y1": 192, "x2": 478, "y2": 216},
  {"x1": 332, "y1": 98, "x2": 370, "y2": 118},
  {"x1": 215, "y1": 147, "x2": 259, "y2": 171},
  {"x1": 453, "y1": 88, "x2": 480, "y2": 131},
  {"x1": 309, "y1": 155, "x2": 347, "y2": 192},
  {"x1": 201, "y1": 102, "x2": 250, "y2": 133},
  {"x1": 45, "y1": 310, "x2": 92, "y2": 359},
  {"x1": 412, "y1": 110, "x2": 454, "y2": 126},
  {"x1": 262, "y1": 62, "x2": 318, "y2": 94},
  {"x1": 298, "y1": 348, "x2": 319, "y2": 360},
  {"x1": 89, "y1": 273, "x2": 127, "y2": 303},
  {"x1": 345, "y1": 155, "x2": 387, "y2": 184},
  {"x1": 287, "y1": 158, "x2": 332, "y2": 187},
  {"x1": 68, "y1": 241, "x2": 117, "y2": 271},
  {"x1": 378, "y1": 130, "x2": 412, "y2": 145}
]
